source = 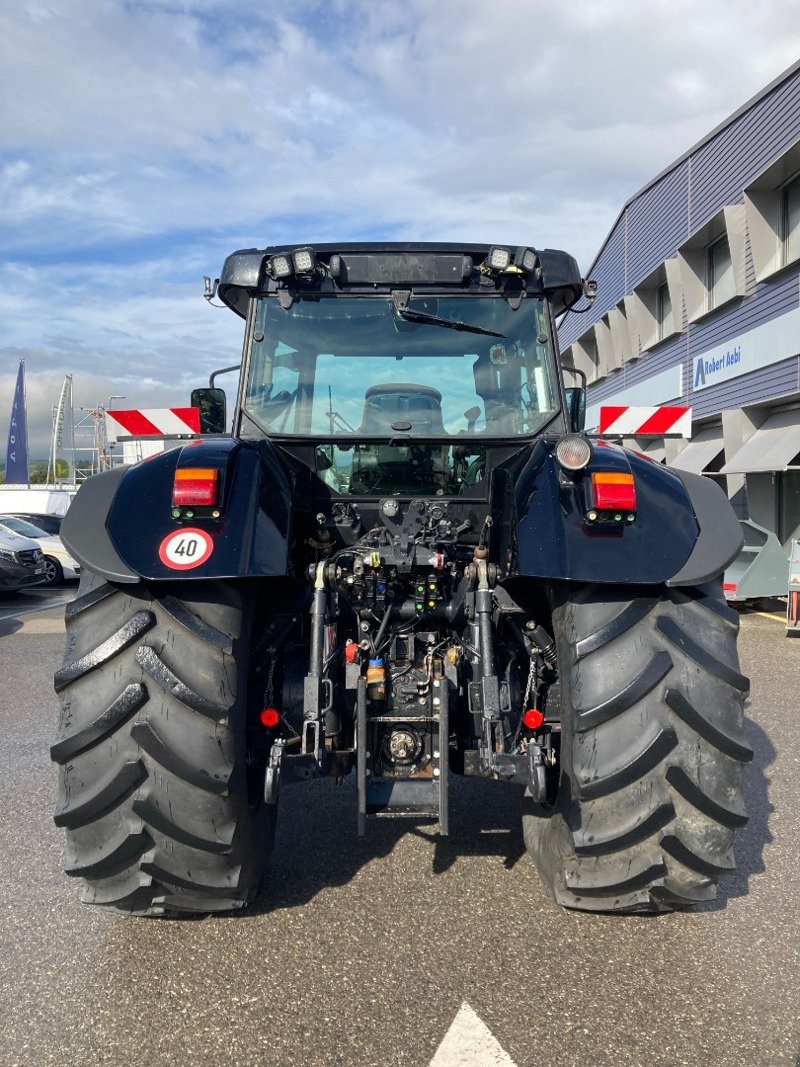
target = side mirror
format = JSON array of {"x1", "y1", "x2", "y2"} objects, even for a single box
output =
[
  {"x1": 191, "y1": 387, "x2": 227, "y2": 434},
  {"x1": 565, "y1": 386, "x2": 586, "y2": 432}
]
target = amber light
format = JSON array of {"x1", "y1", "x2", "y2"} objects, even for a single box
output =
[
  {"x1": 259, "y1": 708, "x2": 281, "y2": 729},
  {"x1": 591, "y1": 471, "x2": 636, "y2": 511},
  {"x1": 172, "y1": 467, "x2": 219, "y2": 507}
]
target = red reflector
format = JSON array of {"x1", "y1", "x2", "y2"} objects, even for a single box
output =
[
  {"x1": 522, "y1": 708, "x2": 545, "y2": 730},
  {"x1": 172, "y1": 467, "x2": 218, "y2": 507},
  {"x1": 723, "y1": 583, "x2": 737, "y2": 592},
  {"x1": 591, "y1": 471, "x2": 636, "y2": 511},
  {"x1": 259, "y1": 707, "x2": 281, "y2": 729}
]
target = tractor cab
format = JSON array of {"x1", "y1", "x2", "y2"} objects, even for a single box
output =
[{"x1": 193, "y1": 244, "x2": 589, "y2": 498}]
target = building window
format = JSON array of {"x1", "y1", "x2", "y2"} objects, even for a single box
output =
[
  {"x1": 707, "y1": 235, "x2": 735, "y2": 310},
  {"x1": 656, "y1": 282, "x2": 673, "y2": 340},
  {"x1": 783, "y1": 176, "x2": 800, "y2": 264}
]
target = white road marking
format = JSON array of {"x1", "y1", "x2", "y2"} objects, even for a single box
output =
[
  {"x1": 429, "y1": 1002, "x2": 517, "y2": 1066},
  {"x1": 0, "y1": 597, "x2": 69, "y2": 622},
  {"x1": 18, "y1": 615, "x2": 65, "y2": 634}
]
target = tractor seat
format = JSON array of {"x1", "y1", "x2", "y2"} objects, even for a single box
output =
[{"x1": 358, "y1": 383, "x2": 445, "y2": 435}]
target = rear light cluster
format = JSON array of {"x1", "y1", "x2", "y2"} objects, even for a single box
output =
[
  {"x1": 554, "y1": 435, "x2": 637, "y2": 524},
  {"x1": 172, "y1": 467, "x2": 219, "y2": 508},
  {"x1": 587, "y1": 471, "x2": 637, "y2": 522}
]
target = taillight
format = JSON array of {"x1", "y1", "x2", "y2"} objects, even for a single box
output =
[
  {"x1": 172, "y1": 467, "x2": 219, "y2": 507},
  {"x1": 522, "y1": 708, "x2": 545, "y2": 730},
  {"x1": 259, "y1": 708, "x2": 281, "y2": 729},
  {"x1": 590, "y1": 471, "x2": 636, "y2": 512}
]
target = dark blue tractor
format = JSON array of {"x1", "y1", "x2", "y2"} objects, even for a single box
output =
[{"x1": 52, "y1": 243, "x2": 751, "y2": 916}]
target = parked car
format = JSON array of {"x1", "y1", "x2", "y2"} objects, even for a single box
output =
[
  {"x1": 0, "y1": 516, "x2": 80, "y2": 585},
  {"x1": 6, "y1": 512, "x2": 63, "y2": 536},
  {"x1": 0, "y1": 529, "x2": 47, "y2": 592}
]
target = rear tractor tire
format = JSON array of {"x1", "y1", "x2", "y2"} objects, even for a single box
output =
[
  {"x1": 52, "y1": 569, "x2": 275, "y2": 916},
  {"x1": 523, "y1": 582, "x2": 752, "y2": 913}
]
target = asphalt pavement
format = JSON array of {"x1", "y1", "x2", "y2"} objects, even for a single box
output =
[{"x1": 0, "y1": 589, "x2": 797, "y2": 1067}]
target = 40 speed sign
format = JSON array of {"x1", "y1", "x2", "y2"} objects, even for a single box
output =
[{"x1": 158, "y1": 528, "x2": 214, "y2": 570}]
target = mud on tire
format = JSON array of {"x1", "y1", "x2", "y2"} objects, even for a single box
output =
[
  {"x1": 52, "y1": 569, "x2": 275, "y2": 916},
  {"x1": 523, "y1": 581, "x2": 752, "y2": 913}
]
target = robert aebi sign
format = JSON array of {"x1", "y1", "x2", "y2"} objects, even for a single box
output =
[
  {"x1": 691, "y1": 306, "x2": 800, "y2": 393},
  {"x1": 694, "y1": 345, "x2": 741, "y2": 388}
]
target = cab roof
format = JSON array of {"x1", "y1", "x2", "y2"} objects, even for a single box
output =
[{"x1": 216, "y1": 242, "x2": 584, "y2": 318}]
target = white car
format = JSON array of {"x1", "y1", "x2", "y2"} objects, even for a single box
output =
[{"x1": 0, "y1": 516, "x2": 80, "y2": 585}]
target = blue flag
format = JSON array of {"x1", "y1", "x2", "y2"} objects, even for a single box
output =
[{"x1": 5, "y1": 360, "x2": 29, "y2": 484}]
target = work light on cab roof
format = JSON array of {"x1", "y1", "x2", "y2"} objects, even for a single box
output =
[{"x1": 483, "y1": 245, "x2": 538, "y2": 275}]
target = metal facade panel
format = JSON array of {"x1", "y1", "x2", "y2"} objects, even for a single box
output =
[
  {"x1": 690, "y1": 357, "x2": 800, "y2": 419},
  {"x1": 690, "y1": 78, "x2": 800, "y2": 230},
  {"x1": 559, "y1": 223, "x2": 626, "y2": 348},
  {"x1": 689, "y1": 271, "x2": 799, "y2": 354},
  {"x1": 626, "y1": 162, "x2": 690, "y2": 285},
  {"x1": 557, "y1": 310, "x2": 584, "y2": 350},
  {"x1": 587, "y1": 373, "x2": 630, "y2": 403},
  {"x1": 559, "y1": 65, "x2": 800, "y2": 427},
  {"x1": 744, "y1": 241, "x2": 756, "y2": 295},
  {"x1": 586, "y1": 273, "x2": 799, "y2": 407},
  {"x1": 620, "y1": 336, "x2": 685, "y2": 388},
  {"x1": 586, "y1": 335, "x2": 685, "y2": 403}
]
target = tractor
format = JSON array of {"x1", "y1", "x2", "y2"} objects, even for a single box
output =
[{"x1": 52, "y1": 243, "x2": 751, "y2": 916}]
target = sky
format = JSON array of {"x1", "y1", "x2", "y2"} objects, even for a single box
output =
[{"x1": 1, "y1": 0, "x2": 799, "y2": 458}]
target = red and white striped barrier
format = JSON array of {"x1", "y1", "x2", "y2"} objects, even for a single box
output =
[
  {"x1": 106, "y1": 408, "x2": 201, "y2": 438},
  {"x1": 598, "y1": 405, "x2": 692, "y2": 438}
]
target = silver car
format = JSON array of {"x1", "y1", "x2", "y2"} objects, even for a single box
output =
[
  {"x1": 0, "y1": 517, "x2": 80, "y2": 585},
  {"x1": 0, "y1": 528, "x2": 47, "y2": 592}
]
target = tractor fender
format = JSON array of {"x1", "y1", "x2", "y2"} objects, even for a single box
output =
[
  {"x1": 513, "y1": 444, "x2": 742, "y2": 587},
  {"x1": 60, "y1": 438, "x2": 291, "y2": 583},
  {"x1": 665, "y1": 467, "x2": 743, "y2": 587}
]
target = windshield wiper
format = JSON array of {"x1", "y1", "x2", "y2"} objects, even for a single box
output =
[{"x1": 392, "y1": 293, "x2": 505, "y2": 338}]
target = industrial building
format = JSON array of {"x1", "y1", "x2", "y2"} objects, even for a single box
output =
[{"x1": 558, "y1": 60, "x2": 800, "y2": 554}]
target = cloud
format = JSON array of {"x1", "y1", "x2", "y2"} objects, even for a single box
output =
[
  {"x1": 3, "y1": 1, "x2": 798, "y2": 256},
  {"x1": 0, "y1": 255, "x2": 243, "y2": 456},
  {"x1": 1, "y1": 0, "x2": 799, "y2": 458}
]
